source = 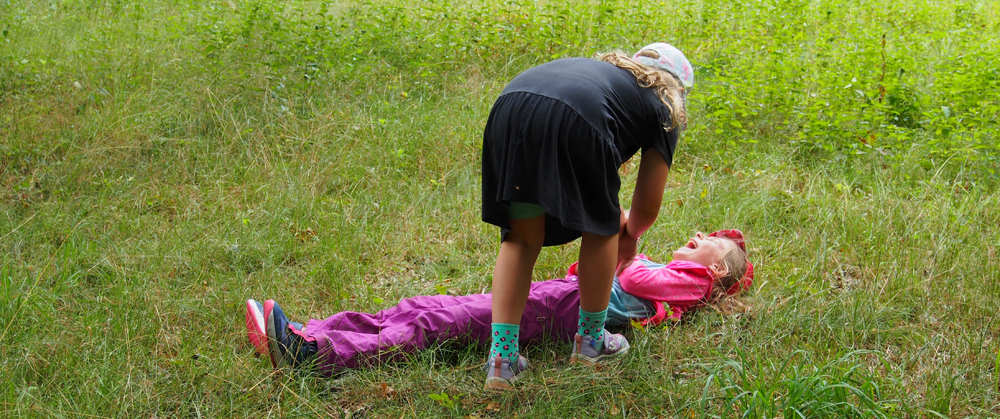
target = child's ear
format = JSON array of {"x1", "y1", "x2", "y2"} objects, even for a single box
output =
[{"x1": 709, "y1": 263, "x2": 729, "y2": 278}]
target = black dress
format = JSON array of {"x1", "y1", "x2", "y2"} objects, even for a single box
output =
[{"x1": 482, "y1": 57, "x2": 679, "y2": 246}]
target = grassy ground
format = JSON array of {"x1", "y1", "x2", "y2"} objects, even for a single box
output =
[{"x1": 2, "y1": 0, "x2": 999, "y2": 417}]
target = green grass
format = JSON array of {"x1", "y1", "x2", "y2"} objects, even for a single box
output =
[{"x1": 2, "y1": 0, "x2": 999, "y2": 417}]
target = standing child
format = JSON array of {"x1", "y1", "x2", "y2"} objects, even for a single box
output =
[
  {"x1": 479, "y1": 42, "x2": 694, "y2": 388},
  {"x1": 248, "y1": 230, "x2": 753, "y2": 388}
]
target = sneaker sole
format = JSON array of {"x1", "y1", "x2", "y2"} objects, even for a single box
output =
[
  {"x1": 263, "y1": 299, "x2": 283, "y2": 370},
  {"x1": 246, "y1": 299, "x2": 267, "y2": 356},
  {"x1": 483, "y1": 377, "x2": 516, "y2": 390},
  {"x1": 569, "y1": 346, "x2": 630, "y2": 366}
]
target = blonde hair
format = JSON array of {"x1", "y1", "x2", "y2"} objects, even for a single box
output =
[
  {"x1": 706, "y1": 238, "x2": 750, "y2": 309},
  {"x1": 597, "y1": 52, "x2": 688, "y2": 131}
]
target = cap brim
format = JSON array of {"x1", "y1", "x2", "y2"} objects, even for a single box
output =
[{"x1": 709, "y1": 229, "x2": 746, "y2": 252}]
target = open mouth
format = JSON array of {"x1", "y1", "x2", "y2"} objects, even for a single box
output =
[{"x1": 686, "y1": 240, "x2": 697, "y2": 249}]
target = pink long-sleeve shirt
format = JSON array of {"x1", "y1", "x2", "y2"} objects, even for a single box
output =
[{"x1": 566, "y1": 254, "x2": 715, "y2": 325}]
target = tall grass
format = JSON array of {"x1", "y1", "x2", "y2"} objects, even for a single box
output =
[{"x1": 1, "y1": 0, "x2": 998, "y2": 417}]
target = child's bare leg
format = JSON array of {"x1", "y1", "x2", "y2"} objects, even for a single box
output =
[
  {"x1": 576, "y1": 231, "x2": 617, "y2": 312},
  {"x1": 485, "y1": 215, "x2": 544, "y2": 389},
  {"x1": 571, "y1": 231, "x2": 622, "y2": 359},
  {"x1": 491, "y1": 215, "x2": 546, "y2": 325}
]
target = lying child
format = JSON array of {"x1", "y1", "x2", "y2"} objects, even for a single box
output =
[{"x1": 245, "y1": 230, "x2": 753, "y2": 387}]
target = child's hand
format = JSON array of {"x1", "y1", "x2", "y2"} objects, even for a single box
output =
[{"x1": 615, "y1": 230, "x2": 638, "y2": 276}]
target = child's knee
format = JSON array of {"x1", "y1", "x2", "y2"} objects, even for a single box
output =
[{"x1": 506, "y1": 215, "x2": 546, "y2": 248}]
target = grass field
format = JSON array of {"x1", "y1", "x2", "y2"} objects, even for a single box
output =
[{"x1": 2, "y1": 0, "x2": 999, "y2": 417}]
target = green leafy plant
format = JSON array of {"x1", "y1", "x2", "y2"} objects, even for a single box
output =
[{"x1": 428, "y1": 391, "x2": 461, "y2": 410}]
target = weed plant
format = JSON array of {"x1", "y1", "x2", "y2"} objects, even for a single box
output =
[{"x1": 1, "y1": 0, "x2": 998, "y2": 417}]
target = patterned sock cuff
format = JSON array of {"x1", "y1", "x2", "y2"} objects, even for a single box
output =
[
  {"x1": 490, "y1": 323, "x2": 520, "y2": 360},
  {"x1": 578, "y1": 308, "x2": 609, "y2": 341}
]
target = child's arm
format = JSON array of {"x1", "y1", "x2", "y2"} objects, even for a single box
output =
[{"x1": 617, "y1": 150, "x2": 670, "y2": 276}]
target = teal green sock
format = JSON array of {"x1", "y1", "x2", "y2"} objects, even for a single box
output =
[
  {"x1": 490, "y1": 323, "x2": 520, "y2": 362},
  {"x1": 578, "y1": 308, "x2": 609, "y2": 351}
]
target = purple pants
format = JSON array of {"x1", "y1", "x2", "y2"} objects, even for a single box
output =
[{"x1": 303, "y1": 279, "x2": 581, "y2": 375}]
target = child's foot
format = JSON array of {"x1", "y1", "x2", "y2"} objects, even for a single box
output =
[
  {"x1": 569, "y1": 333, "x2": 630, "y2": 365},
  {"x1": 483, "y1": 355, "x2": 530, "y2": 390},
  {"x1": 263, "y1": 299, "x2": 316, "y2": 369},
  {"x1": 246, "y1": 299, "x2": 268, "y2": 356},
  {"x1": 247, "y1": 299, "x2": 304, "y2": 357}
]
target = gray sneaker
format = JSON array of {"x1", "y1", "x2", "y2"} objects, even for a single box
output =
[
  {"x1": 483, "y1": 355, "x2": 530, "y2": 390},
  {"x1": 569, "y1": 333, "x2": 630, "y2": 365}
]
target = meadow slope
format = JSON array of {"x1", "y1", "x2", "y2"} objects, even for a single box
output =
[{"x1": 2, "y1": 0, "x2": 998, "y2": 417}]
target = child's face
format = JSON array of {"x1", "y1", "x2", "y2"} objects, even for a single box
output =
[{"x1": 672, "y1": 232, "x2": 732, "y2": 271}]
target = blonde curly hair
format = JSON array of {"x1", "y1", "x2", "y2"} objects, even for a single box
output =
[
  {"x1": 707, "y1": 239, "x2": 750, "y2": 304},
  {"x1": 597, "y1": 51, "x2": 688, "y2": 131},
  {"x1": 704, "y1": 238, "x2": 751, "y2": 314}
]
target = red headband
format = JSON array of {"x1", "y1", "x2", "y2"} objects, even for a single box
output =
[{"x1": 708, "y1": 229, "x2": 754, "y2": 294}]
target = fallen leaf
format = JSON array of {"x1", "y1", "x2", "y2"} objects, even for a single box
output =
[
  {"x1": 291, "y1": 226, "x2": 317, "y2": 242},
  {"x1": 345, "y1": 404, "x2": 369, "y2": 419},
  {"x1": 379, "y1": 382, "x2": 396, "y2": 400}
]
